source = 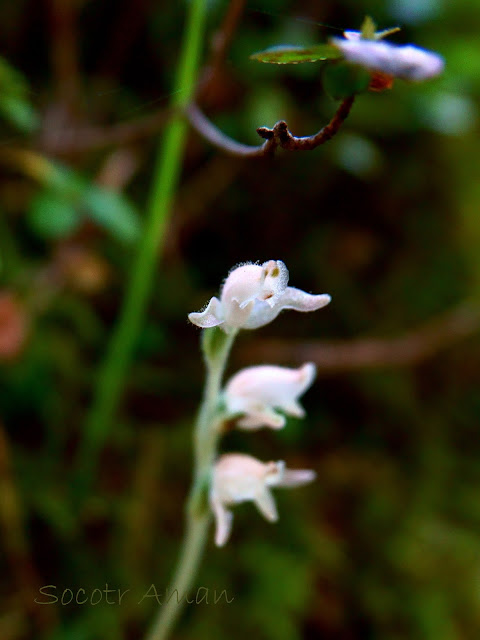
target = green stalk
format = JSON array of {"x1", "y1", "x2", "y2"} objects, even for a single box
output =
[
  {"x1": 73, "y1": 0, "x2": 208, "y2": 500},
  {"x1": 144, "y1": 328, "x2": 237, "y2": 640}
]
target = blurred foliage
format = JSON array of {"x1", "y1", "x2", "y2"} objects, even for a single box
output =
[
  {"x1": 249, "y1": 43, "x2": 342, "y2": 63},
  {"x1": 0, "y1": 0, "x2": 480, "y2": 639},
  {"x1": 0, "y1": 56, "x2": 39, "y2": 133}
]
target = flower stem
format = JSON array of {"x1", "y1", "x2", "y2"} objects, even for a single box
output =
[
  {"x1": 73, "y1": 0, "x2": 209, "y2": 502},
  {"x1": 144, "y1": 512, "x2": 210, "y2": 640},
  {"x1": 144, "y1": 328, "x2": 236, "y2": 640}
]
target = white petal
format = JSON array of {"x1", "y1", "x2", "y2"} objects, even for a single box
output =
[
  {"x1": 243, "y1": 288, "x2": 331, "y2": 329},
  {"x1": 188, "y1": 296, "x2": 224, "y2": 328},
  {"x1": 236, "y1": 407, "x2": 285, "y2": 430},
  {"x1": 283, "y1": 362, "x2": 317, "y2": 407},
  {"x1": 332, "y1": 38, "x2": 444, "y2": 81},
  {"x1": 212, "y1": 454, "x2": 269, "y2": 504},
  {"x1": 225, "y1": 363, "x2": 316, "y2": 429},
  {"x1": 276, "y1": 469, "x2": 316, "y2": 488},
  {"x1": 212, "y1": 499, "x2": 233, "y2": 547},
  {"x1": 224, "y1": 298, "x2": 254, "y2": 329},
  {"x1": 343, "y1": 30, "x2": 362, "y2": 41},
  {"x1": 220, "y1": 260, "x2": 289, "y2": 328},
  {"x1": 261, "y1": 260, "x2": 289, "y2": 306},
  {"x1": 210, "y1": 455, "x2": 315, "y2": 547},
  {"x1": 254, "y1": 488, "x2": 278, "y2": 522},
  {"x1": 241, "y1": 299, "x2": 281, "y2": 329},
  {"x1": 264, "y1": 461, "x2": 316, "y2": 489},
  {"x1": 220, "y1": 263, "x2": 264, "y2": 327},
  {"x1": 394, "y1": 45, "x2": 445, "y2": 81},
  {"x1": 281, "y1": 400, "x2": 305, "y2": 418},
  {"x1": 278, "y1": 287, "x2": 332, "y2": 313}
]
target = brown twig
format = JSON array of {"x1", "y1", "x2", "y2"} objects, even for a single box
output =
[
  {"x1": 39, "y1": 108, "x2": 170, "y2": 156},
  {"x1": 41, "y1": 0, "x2": 245, "y2": 156},
  {"x1": 42, "y1": 0, "x2": 85, "y2": 154},
  {"x1": 43, "y1": 0, "x2": 354, "y2": 159},
  {"x1": 185, "y1": 102, "x2": 276, "y2": 157},
  {"x1": 238, "y1": 302, "x2": 480, "y2": 373},
  {"x1": 257, "y1": 95, "x2": 355, "y2": 150},
  {"x1": 46, "y1": 0, "x2": 81, "y2": 112},
  {"x1": 186, "y1": 95, "x2": 355, "y2": 158},
  {"x1": 197, "y1": 0, "x2": 247, "y2": 101}
]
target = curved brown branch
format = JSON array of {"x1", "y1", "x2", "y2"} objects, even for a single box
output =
[
  {"x1": 41, "y1": 0, "x2": 246, "y2": 157},
  {"x1": 237, "y1": 303, "x2": 480, "y2": 373},
  {"x1": 39, "y1": 108, "x2": 170, "y2": 156},
  {"x1": 185, "y1": 103, "x2": 277, "y2": 157},
  {"x1": 47, "y1": 0, "x2": 81, "y2": 113},
  {"x1": 186, "y1": 95, "x2": 355, "y2": 158},
  {"x1": 197, "y1": 0, "x2": 247, "y2": 101}
]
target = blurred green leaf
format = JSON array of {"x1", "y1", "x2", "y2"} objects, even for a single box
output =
[
  {"x1": 82, "y1": 186, "x2": 141, "y2": 243},
  {"x1": 34, "y1": 163, "x2": 141, "y2": 243},
  {"x1": 44, "y1": 165, "x2": 85, "y2": 199},
  {"x1": 250, "y1": 43, "x2": 342, "y2": 64},
  {"x1": 28, "y1": 191, "x2": 82, "y2": 238},
  {"x1": 0, "y1": 55, "x2": 39, "y2": 132},
  {"x1": 0, "y1": 94, "x2": 39, "y2": 132},
  {"x1": 0, "y1": 56, "x2": 28, "y2": 94}
]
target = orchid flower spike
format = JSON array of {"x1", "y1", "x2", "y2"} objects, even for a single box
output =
[
  {"x1": 210, "y1": 453, "x2": 315, "y2": 547},
  {"x1": 331, "y1": 32, "x2": 444, "y2": 82},
  {"x1": 188, "y1": 260, "x2": 331, "y2": 333},
  {"x1": 224, "y1": 363, "x2": 316, "y2": 429}
]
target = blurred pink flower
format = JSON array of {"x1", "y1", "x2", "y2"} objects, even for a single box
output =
[
  {"x1": 0, "y1": 292, "x2": 28, "y2": 361},
  {"x1": 211, "y1": 453, "x2": 315, "y2": 547},
  {"x1": 224, "y1": 363, "x2": 316, "y2": 429}
]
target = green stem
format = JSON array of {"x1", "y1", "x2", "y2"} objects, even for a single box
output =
[
  {"x1": 73, "y1": 0, "x2": 209, "y2": 501},
  {"x1": 144, "y1": 328, "x2": 236, "y2": 640},
  {"x1": 144, "y1": 513, "x2": 210, "y2": 640}
]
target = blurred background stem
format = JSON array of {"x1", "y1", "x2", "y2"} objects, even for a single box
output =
[{"x1": 73, "y1": 0, "x2": 209, "y2": 502}]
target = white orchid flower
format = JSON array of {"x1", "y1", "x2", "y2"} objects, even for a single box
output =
[
  {"x1": 331, "y1": 35, "x2": 444, "y2": 82},
  {"x1": 224, "y1": 363, "x2": 316, "y2": 429},
  {"x1": 188, "y1": 260, "x2": 331, "y2": 333},
  {"x1": 210, "y1": 453, "x2": 315, "y2": 547}
]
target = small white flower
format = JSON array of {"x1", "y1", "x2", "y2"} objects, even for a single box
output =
[
  {"x1": 210, "y1": 453, "x2": 315, "y2": 547},
  {"x1": 331, "y1": 36, "x2": 444, "y2": 82},
  {"x1": 188, "y1": 260, "x2": 331, "y2": 332},
  {"x1": 224, "y1": 363, "x2": 316, "y2": 429}
]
